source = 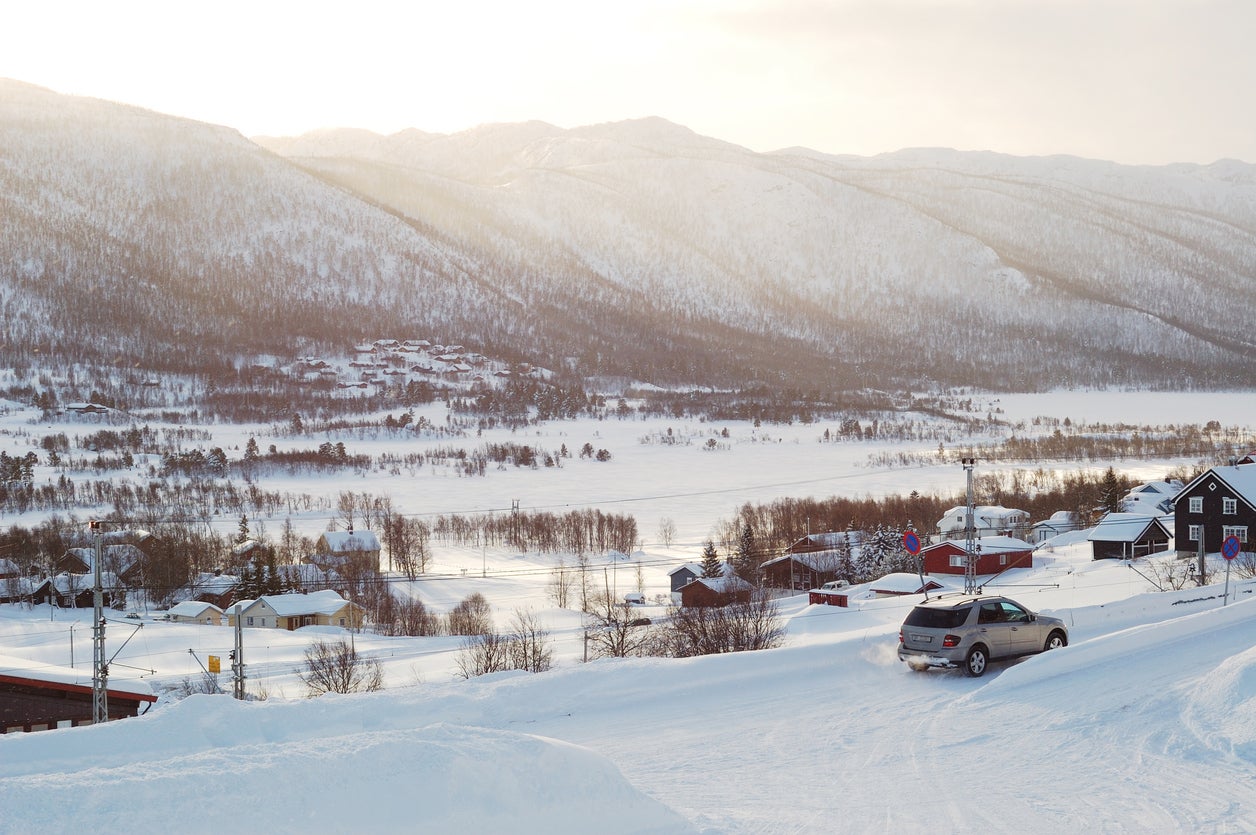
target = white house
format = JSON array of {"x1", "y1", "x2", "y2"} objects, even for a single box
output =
[
  {"x1": 937, "y1": 506, "x2": 1029, "y2": 540},
  {"x1": 1030, "y1": 510, "x2": 1081, "y2": 544},
  {"x1": 1121, "y1": 480, "x2": 1183, "y2": 516}
]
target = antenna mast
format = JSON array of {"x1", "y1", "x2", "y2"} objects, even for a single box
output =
[
  {"x1": 963, "y1": 459, "x2": 979, "y2": 595},
  {"x1": 90, "y1": 520, "x2": 109, "y2": 724}
]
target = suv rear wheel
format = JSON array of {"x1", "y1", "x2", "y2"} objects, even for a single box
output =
[{"x1": 964, "y1": 645, "x2": 989, "y2": 677}]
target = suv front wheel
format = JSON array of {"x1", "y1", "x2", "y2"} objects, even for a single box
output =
[{"x1": 964, "y1": 645, "x2": 989, "y2": 677}]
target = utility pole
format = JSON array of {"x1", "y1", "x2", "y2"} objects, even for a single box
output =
[
  {"x1": 90, "y1": 520, "x2": 108, "y2": 724},
  {"x1": 231, "y1": 603, "x2": 245, "y2": 700},
  {"x1": 511, "y1": 499, "x2": 520, "y2": 550},
  {"x1": 1197, "y1": 532, "x2": 1208, "y2": 587},
  {"x1": 962, "y1": 458, "x2": 979, "y2": 595}
]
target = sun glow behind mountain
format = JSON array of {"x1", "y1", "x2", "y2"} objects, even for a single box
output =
[{"x1": 1, "y1": 0, "x2": 1253, "y2": 165}]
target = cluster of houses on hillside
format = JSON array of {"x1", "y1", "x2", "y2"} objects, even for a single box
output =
[{"x1": 292, "y1": 337, "x2": 546, "y2": 393}]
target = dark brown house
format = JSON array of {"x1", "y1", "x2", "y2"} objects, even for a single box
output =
[
  {"x1": 0, "y1": 657, "x2": 156, "y2": 734},
  {"x1": 1173, "y1": 463, "x2": 1256, "y2": 556},
  {"x1": 31, "y1": 574, "x2": 120, "y2": 609},
  {"x1": 678, "y1": 576, "x2": 753, "y2": 608},
  {"x1": 759, "y1": 554, "x2": 836, "y2": 591}
]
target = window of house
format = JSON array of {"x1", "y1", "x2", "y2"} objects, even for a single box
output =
[
  {"x1": 1188, "y1": 525, "x2": 1202, "y2": 542},
  {"x1": 339, "y1": 618, "x2": 346, "y2": 626},
  {"x1": 1223, "y1": 526, "x2": 1248, "y2": 543},
  {"x1": 949, "y1": 555, "x2": 965, "y2": 567},
  {"x1": 1000, "y1": 554, "x2": 1007, "y2": 565},
  {"x1": 1224, "y1": 497, "x2": 1237, "y2": 515},
  {"x1": 246, "y1": 616, "x2": 254, "y2": 626},
  {"x1": 1189, "y1": 496, "x2": 1203, "y2": 513}
]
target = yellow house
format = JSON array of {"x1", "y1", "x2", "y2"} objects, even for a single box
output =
[{"x1": 231, "y1": 590, "x2": 364, "y2": 631}]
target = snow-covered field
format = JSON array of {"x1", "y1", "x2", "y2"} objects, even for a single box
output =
[{"x1": 3, "y1": 390, "x2": 1256, "y2": 833}]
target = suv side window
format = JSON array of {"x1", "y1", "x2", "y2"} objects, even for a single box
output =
[
  {"x1": 999, "y1": 601, "x2": 1030, "y2": 622},
  {"x1": 978, "y1": 603, "x2": 1002, "y2": 623}
]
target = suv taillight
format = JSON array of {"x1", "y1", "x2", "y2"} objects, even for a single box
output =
[
  {"x1": 942, "y1": 634, "x2": 961, "y2": 648},
  {"x1": 898, "y1": 629, "x2": 904, "y2": 644}
]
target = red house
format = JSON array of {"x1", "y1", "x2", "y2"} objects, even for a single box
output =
[{"x1": 921, "y1": 537, "x2": 1034, "y2": 575}]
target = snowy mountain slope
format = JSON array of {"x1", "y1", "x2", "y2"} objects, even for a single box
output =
[
  {"x1": 263, "y1": 120, "x2": 1256, "y2": 389},
  {"x1": 0, "y1": 81, "x2": 526, "y2": 376},
  {"x1": 4, "y1": 77, "x2": 1255, "y2": 393}
]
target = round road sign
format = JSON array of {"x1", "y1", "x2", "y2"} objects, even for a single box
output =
[
  {"x1": 903, "y1": 530, "x2": 921, "y2": 555},
  {"x1": 1223, "y1": 534, "x2": 1241, "y2": 561}
]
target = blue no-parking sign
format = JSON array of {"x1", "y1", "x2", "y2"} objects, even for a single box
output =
[
  {"x1": 1223, "y1": 534, "x2": 1241, "y2": 561},
  {"x1": 903, "y1": 530, "x2": 921, "y2": 555}
]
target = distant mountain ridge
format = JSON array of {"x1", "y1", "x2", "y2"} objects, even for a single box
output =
[{"x1": 2, "y1": 78, "x2": 1254, "y2": 399}]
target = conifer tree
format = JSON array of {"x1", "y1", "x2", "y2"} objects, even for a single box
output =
[
  {"x1": 1100, "y1": 467, "x2": 1125, "y2": 515},
  {"x1": 700, "y1": 540, "x2": 724, "y2": 578},
  {"x1": 264, "y1": 552, "x2": 283, "y2": 596},
  {"x1": 238, "y1": 561, "x2": 259, "y2": 601},
  {"x1": 733, "y1": 522, "x2": 758, "y2": 582}
]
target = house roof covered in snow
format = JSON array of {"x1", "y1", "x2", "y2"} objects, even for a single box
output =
[
  {"x1": 317, "y1": 530, "x2": 381, "y2": 553},
  {"x1": 869, "y1": 573, "x2": 945, "y2": 594},
  {"x1": 254, "y1": 590, "x2": 360, "y2": 617},
  {"x1": 1088, "y1": 513, "x2": 1172, "y2": 543},
  {"x1": 667, "y1": 563, "x2": 704, "y2": 577},
  {"x1": 0, "y1": 654, "x2": 155, "y2": 701},
  {"x1": 167, "y1": 600, "x2": 223, "y2": 618}
]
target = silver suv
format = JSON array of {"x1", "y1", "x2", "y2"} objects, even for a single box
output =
[{"x1": 897, "y1": 594, "x2": 1068, "y2": 677}]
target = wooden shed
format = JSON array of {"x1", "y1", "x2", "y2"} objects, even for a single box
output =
[
  {"x1": 1088, "y1": 513, "x2": 1172, "y2": 560},
  {"x1": 868, "y1": 573, "x2": 945, "y2": 598}
]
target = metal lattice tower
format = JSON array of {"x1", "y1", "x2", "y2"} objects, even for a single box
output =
[
  {"x1": 962, "y1": 459, "x2": 979, "y2": 595},
  {"x1": 90, "y1": 520, "x2": 109, "y2": 724}
]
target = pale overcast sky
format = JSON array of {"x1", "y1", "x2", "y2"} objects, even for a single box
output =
[{"x1": 2, "y1": 0, "x2": 1252, "y2": 165}]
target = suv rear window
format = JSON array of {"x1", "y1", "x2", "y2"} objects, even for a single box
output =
[{"x1": 903, "y1": 606, "x2": 969, "y2": 629}]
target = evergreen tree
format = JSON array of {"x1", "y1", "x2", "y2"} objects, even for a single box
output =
[
  {"x1": 733, "y1": 522, "x2": 758, "y2": 582},
  {"x1": 1100, "y1": 467, "x2": 1125, "y2": 515},
  {"x1": 244, "y1": 436, "x2": 260, "y2": 462},
  {"x1": 835, "y1": 536, "x2": 855, "y2": 582},
  {"x1": 235, "y1": 514, "x2": 251, "y2": 546},
  {"x1": 238, "y1": 561, "x2": 259, "y2": 601},
  {"x1": 700, "y1": 540, "x2": 724, "y2": 578},
  {"x1": 263, "y1": 552, "x2": 283, "y2": 596}
]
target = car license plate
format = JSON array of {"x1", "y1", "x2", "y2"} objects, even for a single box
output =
[{"x1": 911, "y1": 634, "x2": 932, "y2": 643}]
